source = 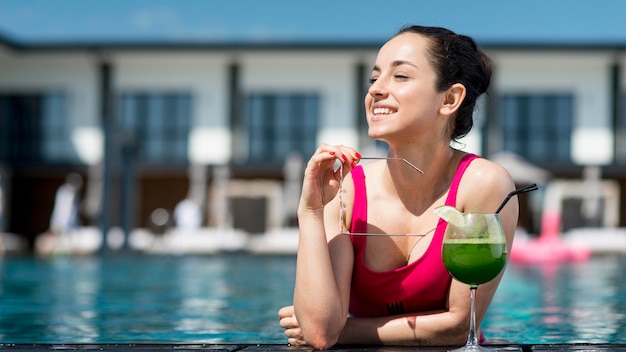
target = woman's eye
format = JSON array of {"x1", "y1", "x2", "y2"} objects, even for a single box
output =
[
  {"x1": 369, "y1": 77, "x2": 378, "y2": 84},
  {"x1": 394, "y1": 74, "x2": 409, "y2": 80}
]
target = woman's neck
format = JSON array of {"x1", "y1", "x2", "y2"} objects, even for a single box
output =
[{"x1": 384, "y1": 145, "x2": 458, "y2": 211}]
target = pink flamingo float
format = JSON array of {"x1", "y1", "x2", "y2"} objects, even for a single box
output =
[
  {"x1": 509, "y1": 182, "x2": 592, "y2": 264},
  {"x1": 509, "y1": 211, "x2": 591, "y2": 263}
]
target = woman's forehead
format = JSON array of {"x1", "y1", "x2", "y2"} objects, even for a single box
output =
[{"x1": 374, "y1": 33, "x2": 430, "y2": 69}]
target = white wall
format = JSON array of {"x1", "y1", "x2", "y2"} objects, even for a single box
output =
[
  {"x1": 1, "y1": 48, "x2": 623, "y2": 167},
  {"x1": 114, "y1": 52, "x2": 231, "y2": 164},
  {"x1": 242, "y1": 52, "x2": 362, "y2": 150},
  {"x1": 491, "y1": 51, "x2": 614, "y2": 165},
  {"x1": 0, "y1": 53, "x2": 102, "y2": 164}
]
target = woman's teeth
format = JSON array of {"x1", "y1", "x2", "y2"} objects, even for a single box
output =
[{"x1": 373, "y1": 107, "x2": 395, "y2": 115}]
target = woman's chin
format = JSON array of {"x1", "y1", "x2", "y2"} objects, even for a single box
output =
[{"x1": 367, "y1": 131, "x2": 390, "y2": 143}]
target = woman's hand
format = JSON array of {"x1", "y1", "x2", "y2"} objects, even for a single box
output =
[
  {"x1": 278, "y1": 305, "x2": 307, "y2": 346},
  {"x1": 299, "y1": 144, "x2": 360, "y2": 212}
]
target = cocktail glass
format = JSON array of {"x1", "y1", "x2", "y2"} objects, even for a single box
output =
[{"x1": 441, "y1": 212, "x2": 507, "y2": 352}]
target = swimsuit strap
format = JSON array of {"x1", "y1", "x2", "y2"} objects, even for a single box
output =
[
  {"x1": 445, "y1": 153, "x2": 479, "y2": 206},
  {"x1": 350, "y1": 165, "x2": 367, "y2": 233}
]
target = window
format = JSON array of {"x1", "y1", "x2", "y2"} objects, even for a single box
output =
[
  {"x1": 497, "y1": 93, "x2": 574, "y2": 165},
  {"x1": 117, "y1": 92, "x2": 192, "y2": 164},
  {"x1": 245, "y1": 93, "x2": 319, "y2": 164},
  {"x1": 0, "y1": 92, "x2": 74, "y2": 164}
]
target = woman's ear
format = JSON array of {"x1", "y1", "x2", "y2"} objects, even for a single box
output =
[{"x1": 439, "y1": 83, "x2": 466, "y2": 117}]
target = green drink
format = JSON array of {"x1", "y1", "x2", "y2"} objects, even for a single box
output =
[
  {"x1": 442, "y1": 239, "x2": 507, "y2": 286},
  {"x1": 436, "y1": 207, "x2": 510, "y2": 351},
  {"x1": 434, "y1": 184, "x2": 537, "y2": 352}
]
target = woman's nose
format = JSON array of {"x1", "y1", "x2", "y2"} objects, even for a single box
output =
[{"x1": 368, "y1": 79, "x2": 387, "y2": 97}]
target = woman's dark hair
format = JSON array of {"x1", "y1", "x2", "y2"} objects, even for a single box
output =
[{"x1": 395, "y1": 25, "x2": 492, "y2": 140}]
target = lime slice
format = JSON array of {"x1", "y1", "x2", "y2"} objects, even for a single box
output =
[{"x1": 434, "y1": 205, "x2": 465, "y2": 226}]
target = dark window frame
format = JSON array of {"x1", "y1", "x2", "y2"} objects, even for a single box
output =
[
  {"x1": 496, "y1": 92, "x2": 574, "y2": 166},
  {"x1": 117, "y1": 91, "x2": 193, "y2": 165},
  {"x1": 244, "y1": 92, "x2": 320, "y2": 165},
  {"x1": 0, "y1": 91, "x2": 75, "y2": 164}
]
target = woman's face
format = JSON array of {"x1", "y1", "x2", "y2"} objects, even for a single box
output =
[{"x1": 365, "y1": 32, "x2": 445, "y2": 142}]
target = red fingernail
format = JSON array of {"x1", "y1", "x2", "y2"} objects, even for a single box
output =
[
  {"x1": 329, "y1": 151, "x2": 335, "y2": 155},
  {"x1": 351, "y1": 161, "x2": 356, "y2": 168},
  {"x1": 355, "y1": 152, "x2": 361, "y2": 159},
  {"x1": 342, "y1": 154, "x2": 347, "y2": 161}
]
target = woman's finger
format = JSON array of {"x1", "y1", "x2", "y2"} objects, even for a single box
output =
[
  {"x1": 284, "y1": 327, "x2": 305, "y2": 345},
  {"x1": 279, "y1": 316, "x2": 299, "y2": 329},
  {"x1": 277, "y1": 305, "x2": 294, "y2": 319}
]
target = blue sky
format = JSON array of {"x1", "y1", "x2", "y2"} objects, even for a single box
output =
[{"x1": 0, "y1": 0, "x2": 625, "y2": 44}]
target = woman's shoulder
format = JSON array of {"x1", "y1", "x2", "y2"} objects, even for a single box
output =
[
  {"x1": 457, "y1": 154, "x2": 516, "y2": 211},
  {"x1": 466, "y1": 156, "x2": 513, "y2": 187}
]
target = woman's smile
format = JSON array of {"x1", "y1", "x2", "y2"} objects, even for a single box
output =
[{"x1": 370, "y1": 104, "x2": 398, "y2": 121}]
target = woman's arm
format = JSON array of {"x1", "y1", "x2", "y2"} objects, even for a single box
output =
[
  {"x1": 292, "y1": 145, "x2": 360, "y2": 349},
  {"x1": 284, "y1": 278, "x2": 485, "y2": 347}
]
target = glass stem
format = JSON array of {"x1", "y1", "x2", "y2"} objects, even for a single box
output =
[{"x1": 466, "y1": 285, "x2": 480, "y2": 347}]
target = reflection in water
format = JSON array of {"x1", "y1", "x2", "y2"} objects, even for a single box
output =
[
  {"x1": 0, "y1": 254, "x2": 624, "y2": 343},
  {"x1": 175, "y1": 257, "x2": 233, "y2": 340},
  {"x1": 49, "y1": 259, "x2": 100, "y2": 341},
  {"x1": 569, "y1": 256, "x2": 622, "y2": 342},
  {"x1": 484, "y1": 255, "x2": 626, "y2": 343},
  {"x1": 0, "y1": 254, "x2": 297, "y2": 343}
]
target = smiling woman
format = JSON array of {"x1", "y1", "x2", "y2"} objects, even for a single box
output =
[{"x1": 278, "y1": 25, "x2": 519, "y2": 349}]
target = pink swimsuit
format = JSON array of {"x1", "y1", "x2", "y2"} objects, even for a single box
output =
[{"x1": 348, "y1": 154, "x2": 479, "y2": 317}]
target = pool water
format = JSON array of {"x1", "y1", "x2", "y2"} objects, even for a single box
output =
[
  {"x1": 484, "y1": 254, "x2": 626, "y2": 344},
  {"x1": 0, "y1": 253, "x2": 624, "y2": 344},
  {"x1": 0, "y1": 254, "x2": 295, "y2": 344}
]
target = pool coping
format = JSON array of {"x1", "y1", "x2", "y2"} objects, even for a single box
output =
[{"x1": 1, "y1": 344, "x2": 626, "y2": 351}]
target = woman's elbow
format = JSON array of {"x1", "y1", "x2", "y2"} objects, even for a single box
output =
[
  {"x1": 307, "y1": 337, "x2": 337, "y2": 350},
  {"x1": 303, "y1": 327, "x2": 340, "y2": 350}
]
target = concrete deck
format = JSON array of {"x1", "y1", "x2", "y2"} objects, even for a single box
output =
[{"x1": 1, "y1": 344, "x2": 625, "y2": 352}]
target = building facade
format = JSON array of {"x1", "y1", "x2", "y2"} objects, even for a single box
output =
[{"x1": 1, "y1": 35, "x2": 625, "y2": 248}]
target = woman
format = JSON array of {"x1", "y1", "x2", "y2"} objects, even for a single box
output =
[{"x1": 278, "y1": 25, "x2": 518, "y2": 349}]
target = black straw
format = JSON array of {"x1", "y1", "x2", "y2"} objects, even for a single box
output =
[{"x1": 495, "y1": 183, "x2": 539, "y2": 214}]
